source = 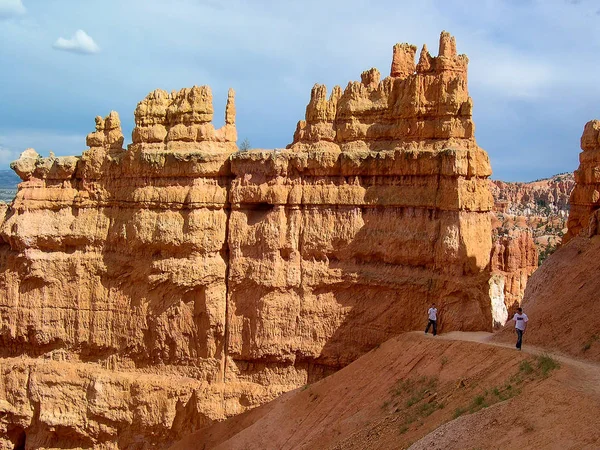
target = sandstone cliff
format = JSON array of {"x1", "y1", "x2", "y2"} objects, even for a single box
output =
[
  {"x1": 564, "y1": 120, "x2": 600, "y2": 243},
  {"x1": 489, "y1": 230, "x2": 537, "y2": 325},
  {"x1": 0, "y1": 32, "x2": 496, "y2": 448}
]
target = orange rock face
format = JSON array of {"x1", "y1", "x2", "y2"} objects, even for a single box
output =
[
  {"x1": 565, "y1": 120, "x2": 600, "y2": 243},
  {"x1": 489, "y1": 231, "x2": 538, "y2": 325},
  {"x1": 0, "y1": 32, "x2": 496, "y2": 448},
  {"x1": 289, "y1": 31, "x2": 475, "y2": 153}
]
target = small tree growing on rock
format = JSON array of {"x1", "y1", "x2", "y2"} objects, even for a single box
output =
[{"x1": 239, "y1": 138, "x2": 251, "y2": 151}]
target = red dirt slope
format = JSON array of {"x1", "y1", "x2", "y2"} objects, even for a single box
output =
[{"x1": 170, "y1": 332, "x2": 600, "y2": 449}]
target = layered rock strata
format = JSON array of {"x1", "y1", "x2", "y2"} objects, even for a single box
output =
[
  {"x1": 565, "y1": 120, "x2": 600, "y2": 243},
  {"x1": 0, "y1": 89, "x2": 243, "y2": 448},
  {"x1": 490, "y1": 175, "x2": 573, "y2": 215},
  {"x1": 490, "y1": 174, "x2": 573, "y2": 262},
  {"x1": 0, "y1": 32, "x2": 495, "y2": 448},
  {"x1": 489, "y1": 231, "x2": 538, "y2": 326}
]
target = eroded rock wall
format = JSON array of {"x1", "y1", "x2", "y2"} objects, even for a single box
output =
[
  {"x1": 225, "y1": 31, "x2": 493, "y2": 381},
  {"x1": 226, "y1": 147, "x2": 493, "y2": 378},
  {"x1": 565, "y1": 120, "x2": 600, "y2": 243},
  {"x1": 489, "y1": 231, "x2": 538, "y2": 326},
  {"x1": 0, "y1": 32, "x2": 495, "y2": 449},
  {"x1": 0, "y1": 89, "x2": 243, "y2": 448}
]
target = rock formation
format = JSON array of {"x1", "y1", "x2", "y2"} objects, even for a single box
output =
[
  {"x1": 564, "y1": 120, "x2": 600, "y2": 243},
  {"x1": 0, "y1": 32, "x2": 497, "y2": 448},
  {"x1": 489, "y1": 230, "x2": 538, "y2": 325},
  {"x1": 490, "y1": 174, "x2": 574, "y2": 263},
  {"x1": 289, "y1": 31, "x2": 475, "y2": 153},
  {"x1": 490, "y1": 175, "x2": 573, "y2": 215}
]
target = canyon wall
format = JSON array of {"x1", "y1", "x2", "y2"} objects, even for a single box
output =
[
  {"x1": 565, "y1": 120, "x2": 600, "y2": 243},
  {"x1": 0, "y1": 32, "x2": 495, "y2": 449},
  {"x1": 490, "y1": 174, "x2": 573, "y2": 263}
]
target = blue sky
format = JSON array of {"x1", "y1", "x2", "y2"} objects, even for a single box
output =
[{"x1": 1, "y1": 0, "x2": 599, "y2": 181}]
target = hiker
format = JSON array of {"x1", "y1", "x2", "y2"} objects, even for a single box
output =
[
  {"x1": 512, "y1": 307, "x2": 528, "y2": 350},
  {"x1": 424, "y1": 303, "x2": 438, "y2": 336}
]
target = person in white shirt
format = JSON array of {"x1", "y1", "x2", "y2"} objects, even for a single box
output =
[
  {"x1": 424, "y1": 303, "x2": 438, "y2": 336},
  {"x1": 512, "y1": 307, "x2": 529, "y2": 350}
]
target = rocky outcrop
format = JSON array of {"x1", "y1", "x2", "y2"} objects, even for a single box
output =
[
  {"x1": 565, "y1": 121, "x2": 600, "y2": 243},
  {"x1": 289, "y1": 31, "x2": 475, "y2": 153},
  {"x1": 0, "y1": 32, "x2": 496, "y2": 448},
  {"x1": 0, "y1": 92, "x2": 240, "y2": 448},
  {"x1": 489, "y1": 231, "x2": 538, "y2": 326}
]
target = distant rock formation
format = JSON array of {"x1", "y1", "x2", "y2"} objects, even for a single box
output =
[
  {"x1": 0, "y1": 32, "x2": 498, "y2": 448},
  {"x1": 486, "y1": 174, "x2": 575, "y2": 317},
  {"x1": 490, "y1": 174, "x2": 574, "y2": 263},
  {"x1": 490, "y1": 175, "x2": 573, "y2": 215}
]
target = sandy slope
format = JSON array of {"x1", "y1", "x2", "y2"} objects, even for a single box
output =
[{"x1": 170, "y1": 331, "x2": 600, "y2": 449}]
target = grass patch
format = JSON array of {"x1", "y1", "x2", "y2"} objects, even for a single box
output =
[
  {"x1": 440, "y1": 356, "x2": 449, "y2": 367},
  {"x1": 450, "y1": 354, "x2": 560, "y2": 421},
  {"x1": 519, "y1": 360, "x2": 534, "y2": 375},
  {"x1": 583, "y1": 342, "x2": 592, "y2": 352},
  {"x1": 473, "y1": 395, "x2": 486, "y2": 407},
  {"x1": 453, "y1": 406, "x2": 467, "y2": 419},
  {"x1": 416, "y1": 400, "x2": 442, "y2": 418},
  {"x1": 536, "y1": 353, "x2": 560, "y2": 377}
]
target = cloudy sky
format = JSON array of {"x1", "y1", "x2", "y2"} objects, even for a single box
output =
[{"x1": 1, "y1": 0, "x2": 599, "y2": 181}]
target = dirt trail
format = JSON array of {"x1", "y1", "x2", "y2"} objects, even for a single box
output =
[{"x1": 434, "y1": 330, "x2": 600, "y2": 396}]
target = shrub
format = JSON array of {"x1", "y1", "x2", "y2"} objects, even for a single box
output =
[{"x1": 536, "y1": 353, "x2": 560, "y2": 377}]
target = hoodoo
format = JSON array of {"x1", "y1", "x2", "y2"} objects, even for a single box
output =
[
  {"x1": 564, "y1": 119, "x2": 600, "y2": 242},
  {"x1": 0, "y1": 32, "x2": 501, "y2": 448}
]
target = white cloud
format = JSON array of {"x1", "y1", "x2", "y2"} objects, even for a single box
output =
[
  {"x1": 53, "y1": 29, "x2": 100, "y2": 55},
  {"x1": 0, "y1": 146, "x2": 20, "y2": 166},
  {"x1": 469, "y1": 50, "x2": 558, "y2": 99},
  {"x1": 0, "y1": 0, "x2": 26, "y2": 19},
  {"x1": 0, "y1": 130, "x2": 85, "y2": 163}
]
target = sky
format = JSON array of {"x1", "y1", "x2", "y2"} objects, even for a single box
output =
[{"x1": 1, "y1": 0, "x2": 600, "y2": 181}]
